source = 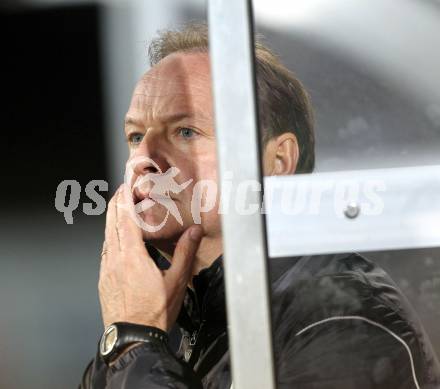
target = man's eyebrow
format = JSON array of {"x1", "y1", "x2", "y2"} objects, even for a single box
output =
[
  {"x1": 124, "y1": 111, "x2": 205, "y2": 127},
  {"x1": 161, "y1": 112, "x2": 196, "y2": 123},
  {"x1": 124, "y1": 116, "x2": 143, "y2": 127}
]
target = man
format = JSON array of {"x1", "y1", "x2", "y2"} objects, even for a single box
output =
[{"x1": 80, "y1": 24, "x2": 440, "y2": 388}]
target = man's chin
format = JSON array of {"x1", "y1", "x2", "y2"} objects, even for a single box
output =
[
  {"x1": 139, "y1": 217, "x2": 186, "y2": 248},
  {"x1": 134, "y1": 209, "x2": 189, "y2": 249}
]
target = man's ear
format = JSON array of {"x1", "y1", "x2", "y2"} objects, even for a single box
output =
[{"x1": 263, "y1": 133, "x2": 299, "y2": 176}]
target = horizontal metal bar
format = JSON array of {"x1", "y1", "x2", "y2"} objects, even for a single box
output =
[
  {"x1": 208, "y1": 0, "x2": 276, "y2": 389},
  {"x1": 266, "y1": 165, "x2": 440, "y2": 257}
]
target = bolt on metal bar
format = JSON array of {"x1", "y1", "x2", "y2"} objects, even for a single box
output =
[{"x1": 208, "y1": 1, "x2": 276, "y2": 389}]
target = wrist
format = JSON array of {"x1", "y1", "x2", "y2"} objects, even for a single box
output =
[
  {"x1": 103, "y1": 317, "x2": 167, "y2": 332},
  {"x1": 99, "y1": 322, "x2": 169, "y2": 365}
]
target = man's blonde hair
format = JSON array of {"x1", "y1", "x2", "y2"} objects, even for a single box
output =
[{"x1": 148, "y1": 24, "x2": 315, "y2": 173}]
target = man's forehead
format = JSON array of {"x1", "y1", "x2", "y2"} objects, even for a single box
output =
[
  {"x1": 136, "y1": 52, "x2": 211, "y2": 95},
  {"x1": 128, "y1": 85, "x2": 211, "y2": 119},
  {"x1": 133, "y1": 75, "x2": 208, "y2": 97},
  {"x1": 127, "y1": 53, "x2": 213, "y2": 123},
  {"x1": 127, "y1": 96, "x2": 210, "y2": 123}
]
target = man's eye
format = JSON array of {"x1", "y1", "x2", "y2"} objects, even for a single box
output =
[
  {"x1": 178, "y1": 127, "x2": 196, "y2": 139},
  {"x1": 129, "y1": 133, "x2": 144, "y2": 145}
]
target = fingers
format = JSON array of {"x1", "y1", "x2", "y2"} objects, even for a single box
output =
[
  {"x1": 103, "y1": 184, "x2": 135, "y2": 258},
  {"x1": 103, "y1": 186, "x2": 121, "y2": 260},
  {"x1": 165, "y1": 225, "x2": 203, "y2": 286},
  {"x1": 100, "y1": 241, "x2": 108, "y2": 259},
  {"x1": 115, "y1": 183, "x2": 151, "y2": 259}
]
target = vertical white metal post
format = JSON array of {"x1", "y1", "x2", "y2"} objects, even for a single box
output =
[{"x1": 208, "y1": 1, "x2": 276, "y2": 388}]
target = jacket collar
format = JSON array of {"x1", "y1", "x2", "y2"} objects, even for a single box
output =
[
  {"x1": 147, "y1": 244, "x2": 301, "y2": 333},
  {"x1": 178, "y1": 256, "x2": 226, "y2": 333},
  {"x1": 146, "y1": 244, "x2": 226, "y2": 333}
]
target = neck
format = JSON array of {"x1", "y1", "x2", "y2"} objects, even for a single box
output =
[{"x1": 192, "y1": 235, "x2": 223, "y2": 275}]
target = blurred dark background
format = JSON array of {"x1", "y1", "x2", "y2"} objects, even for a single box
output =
[
  {"x1": 0, "y1": 4, "x2": 107, "y2": 388},
  {"x1": 0, "y1": 1, "x2": 439, "y2": 388},
  {"x1": 0, "y1": 5, "x2": 106, "y2": 207}
]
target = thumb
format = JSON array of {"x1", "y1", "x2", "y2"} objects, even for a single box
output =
[{"x1": 164, "y1": 225, "x2": 203, "y2": 285}]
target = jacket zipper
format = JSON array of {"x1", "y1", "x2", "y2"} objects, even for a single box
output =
[
  {"x1": 189, "y1": 330, "x2": 199, "y2": 346},
  {"x1": 184, "y1": 329, "x2": 199, "y2": 362},
  {"x1": 185, "y1": 320, "x2": 207, "y2": 366},
  {"x1": 184, "y1": 265, "x2": 219, "y2": 365}
]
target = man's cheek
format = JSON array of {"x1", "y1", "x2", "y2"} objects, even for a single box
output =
[{"x1": 186, "y1": 179, "x2": 218, "y2": 224}]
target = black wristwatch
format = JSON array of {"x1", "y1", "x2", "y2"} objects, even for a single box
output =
[{"x1": 99, "y1": 322, "x2": 168, "y2": 364}]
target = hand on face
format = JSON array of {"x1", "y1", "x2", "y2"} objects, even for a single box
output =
[{"x1": 98, "y1": 184, "x2": 203, "y2": 331}]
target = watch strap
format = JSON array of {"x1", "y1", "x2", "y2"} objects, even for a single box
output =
[{"x1": 100, "y1": 322, "x2": 168, "y2": 364}]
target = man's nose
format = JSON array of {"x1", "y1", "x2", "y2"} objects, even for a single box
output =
[
  {"x1": 133, "y1": 157, "x2": 160, "y2": 175},
  {"x1": 129, "y1": 131, "x2": 169, "y2": 177}
]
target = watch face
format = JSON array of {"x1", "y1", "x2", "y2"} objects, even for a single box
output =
[{"x1": 100, "y1": 324, "x2": 118, "y2": 356}]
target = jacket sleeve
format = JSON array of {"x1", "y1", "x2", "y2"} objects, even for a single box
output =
[
  {"x1": 271, "y1": 265, "x2": 440, "y2": 389},
  {"x1": 80, "y1": 341, "x2": 203, "y2": 389}
]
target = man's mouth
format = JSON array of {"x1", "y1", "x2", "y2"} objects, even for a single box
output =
[
  {"x1": 132, "y1": 188, "x2": 175, "y2": 214},
  {"x1": 133, "y1": 188, "x2": 172, "y2": 203},
  {"x1": 132, "y1": 187, "x2": 151, "y2": 206}
]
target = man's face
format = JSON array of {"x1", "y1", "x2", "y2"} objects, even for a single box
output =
[{"x1": 125, "y1": 52, "x2": 220, "y2": 251}]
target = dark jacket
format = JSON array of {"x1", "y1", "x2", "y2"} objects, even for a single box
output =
[{"x1": 80, "y1": 252, "x2": 440, "y2": 388}]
